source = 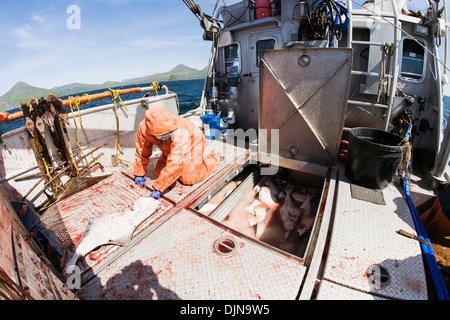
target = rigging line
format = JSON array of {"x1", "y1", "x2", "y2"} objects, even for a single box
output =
[
  {"x1": 350, "y1": 0, "x2": 450, "y2": 74},
  {"x1": 183, "y1": 0, "x2": 202, "y2": 20},
  {"x1": 212, "y1": 0, "x2": 220, "y2": 16}
]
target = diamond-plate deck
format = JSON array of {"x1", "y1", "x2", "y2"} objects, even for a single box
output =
[
  {"x1": 41, "y1": 140, "x2": 249, "y2": 275},
  {"x1": 76, "y1": 209, "x2": 306, "y2": 300},
  {"x1": 320, "y1": 172, "x2": 428, "y2": 300},
  {"x1": 41, "y1": 170, "x2": 176, "y2": 274},
  {"x1": 316, "y1": 280, "x2": 387, "y2": 300}
]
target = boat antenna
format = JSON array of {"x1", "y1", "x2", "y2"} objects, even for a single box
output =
[{"x1": 212, "y1": 0, "x2": 221, "y2": 16}]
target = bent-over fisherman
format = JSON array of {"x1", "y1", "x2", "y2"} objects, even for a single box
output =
[{"x1": 134, "y1": 106, "x2": 220, "y2": 200}]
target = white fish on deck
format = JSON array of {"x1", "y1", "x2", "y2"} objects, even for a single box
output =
[{"x1": 63, "y1": 197, "x2": 161, "y2": 276}]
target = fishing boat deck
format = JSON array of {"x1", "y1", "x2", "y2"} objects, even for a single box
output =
[
  {"x1": 75, "y1": 207, "x2": 306, "y2": 300},
  {"x1": 39, "y1": 138, "x2": 429, "y2": 300},
  {"x1": 316, "y1": 172, "x2": 428, "y2": 300},
  {"x1": 40, "y1": 139, "x2": 268, "y2": 296}
]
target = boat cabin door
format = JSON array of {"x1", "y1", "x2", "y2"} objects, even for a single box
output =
[{"x1": 240, "y1": 32, "x2": 279, "y2": 130}]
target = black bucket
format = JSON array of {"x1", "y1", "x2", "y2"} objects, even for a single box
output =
[{"x1": 345, "y1": 127, "x2": 407, "y2": 189}]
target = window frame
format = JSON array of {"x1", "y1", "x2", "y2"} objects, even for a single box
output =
[
  {"x1": 399, "y1": 36, "x2": 427, "y2": 83},
  {"x1": 255, "y1": 38, "x2": 276, "y2": 68},
  {"x1": 222, "y1": 43, "x2": 241, "y2": 76}
]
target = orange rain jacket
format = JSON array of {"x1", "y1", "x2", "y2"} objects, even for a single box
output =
[{"x1": 134, "y1": 106, "x2": 219, "y2": 193}]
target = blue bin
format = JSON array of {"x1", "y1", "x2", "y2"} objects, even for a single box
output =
[{"x1": 202, "y1": 114, "x2": 221, "y2": 140}]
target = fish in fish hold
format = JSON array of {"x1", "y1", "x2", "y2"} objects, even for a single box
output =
[
  {"x1": 279, "y1": 183, "x2": 302, "y2": 240},
  {"x1": 63, "y1": 197, "x2": 161, "y2": 276},
  {"x1": 295, "y1": 188, "x2": 319, "y2": 237}
]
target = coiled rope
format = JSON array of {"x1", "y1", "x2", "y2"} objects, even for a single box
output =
[
  {"x1": 108, "y1": 88, "x2": 133, "y2": 167},
  {"x1": 67, "y1": 94, "x2": 97, "y2": 168}
]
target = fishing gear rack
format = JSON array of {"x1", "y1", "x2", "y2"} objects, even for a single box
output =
[
  {"x1": 18, "y1": 94, "x2": 106, "y2": 211},
  {"x1": 2, "y1": 85, "x2": 164, "y2": 212}
]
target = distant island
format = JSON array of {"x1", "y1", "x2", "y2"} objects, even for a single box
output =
[{"x1": 0, "y1": 64, "x2": 207, "y2": 112}]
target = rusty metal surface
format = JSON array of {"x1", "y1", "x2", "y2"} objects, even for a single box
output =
[
  {"x1": 76, "y1": 208, "x2": 306, "y2": 300},
  {"x1": 259, "y1": 48, "x2": 352, "y2": 167}
]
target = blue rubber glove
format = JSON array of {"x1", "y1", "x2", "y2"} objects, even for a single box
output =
[
  {"x1": 150, "y1": 190, "x2": 161, "y2": 200},
  {"x1": 134, "y1": 176, "x2": 147, "y2": 187}
]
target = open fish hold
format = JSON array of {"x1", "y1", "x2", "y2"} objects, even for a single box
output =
[
  {"x1": 191, "y1": 164, "x2": 323, "y2": 259},
  {"x1": 189, "y1": 49, "x2": 350, "y2": 259}
]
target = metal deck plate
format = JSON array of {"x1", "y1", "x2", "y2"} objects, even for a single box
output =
[
  {"x1": 316, "y1": 279, "x2": 387, "y2": 300},
  {"x1": 41, "y1": 170, "x2": 176, "y2": 273},
  {"x1": 41, "y1": 140, "x2": 250, "y2": 275},
  {"x1": 76, "y1": 209, "x2": 306, "y2": 300},
  {"x1": 320, "y1": 172, "x2": 428, "y2": 300}
]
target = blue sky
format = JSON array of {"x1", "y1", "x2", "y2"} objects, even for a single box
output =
[
  {"x1": 0, "y1": 0, "x2": 448, "y2": 97},
  {"x1": 0, "y1": 0, "x2": 240, "y2": 96}
]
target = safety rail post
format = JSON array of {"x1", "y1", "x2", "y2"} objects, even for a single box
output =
[{"x1": 383, "y1": 0, "x2": 400, "y2": 131}]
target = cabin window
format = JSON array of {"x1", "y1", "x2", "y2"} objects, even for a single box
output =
[
  {"x1": 400, "y1": 38, "x2": 426, "y2": 82},
  {"x1": 224, "y1": 44, "x2": 240, "y2": 76},
  {"x1": 256, "y1": 39, "x2": 275, "y2": 67}
]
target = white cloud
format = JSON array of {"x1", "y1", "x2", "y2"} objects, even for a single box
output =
[
  {"x1": 31, "y1": 13, "x2": 46, "y2": 24},
  {"x1": 11, "y1": 25, "x2": 33, "y2": 39},
  {"x1": 10, "y1": 24, "x2": 50, "y2": 49}
]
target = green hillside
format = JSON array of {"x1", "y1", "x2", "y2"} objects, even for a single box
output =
[{"x1": 0, "y1": 64, "x2": 206, "y2": 112}]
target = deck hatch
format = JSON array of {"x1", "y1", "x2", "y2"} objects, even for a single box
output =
[
  {"x1": 259, "y1": 48, "x2": 352, "y2": 167},
  {"x1": 214, "y1": 237, "x2": 237, "y2": 256},
  {"x1": 367, "y1": 264, "x2": 391, "y2": 289}
]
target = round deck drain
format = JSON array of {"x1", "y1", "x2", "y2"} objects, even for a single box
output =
[
  {"x1": 214, "y1": 237, "x2": 237, "y2": 257},
  {"x1": 367, "y1": 264, "x2": 391, "y2": 289}
]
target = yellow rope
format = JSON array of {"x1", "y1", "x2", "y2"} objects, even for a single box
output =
[
  {"x1": 144, "y1": 82, "x2": 159, "y2": 97},
  {"x1": 24, "y1": 98, "x2": 64, "y2": 195},
  {"x1": 169, "y1": 90, "x2": 180, "y2": 114},
  {"x1": 61, "y1": 119, "x2": 81, "y2": 176},
  {"x1": 150, "y1": 82, "x2": 159, "y2": 96},
  {"x1": 48, "y1": 95, "x2": 81, "y2": 176},
  {"x1": 33, "y1": 127, "x2": 65, "y2": 195},
  {"x1": 67, "y1": 95, "x2": 96, "y2": 168},
  {"x1": 108, "y1": 88, "x2": 133, "y2": 167},
  {"x1": 144, "y1": 81, "x2": 180, "y2": 113}
]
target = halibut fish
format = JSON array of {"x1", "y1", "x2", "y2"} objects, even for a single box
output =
[
  {"x1": 63, "y1": 197, "x2": 161, "y2": 276},
  {"x1": 296, "y1": 189, "x2": 319, "y2": 237},
  {"x1": 279, "y1": 183, "x2": 302, "y2": 239}
]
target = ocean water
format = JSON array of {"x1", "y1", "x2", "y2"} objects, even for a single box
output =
[
  {"x1": 0, "y1": 78, "x2": 205, "y2": 134},
  {"x1": 2, "y1": 79, "x2": 450, "y2": 134}
]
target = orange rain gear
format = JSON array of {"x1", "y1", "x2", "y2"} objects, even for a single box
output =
[{"x1": 134, "y1": 106, "x2": 220, "y2": 193}]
